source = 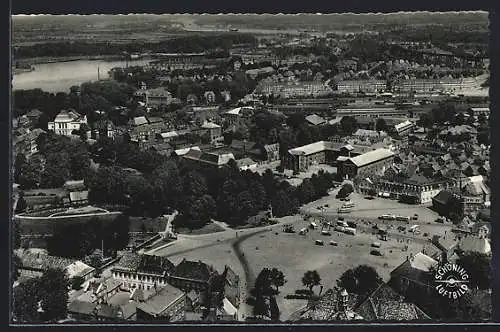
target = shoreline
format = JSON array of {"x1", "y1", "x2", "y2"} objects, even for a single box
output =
[{"x1": 13, "y1": 54, "x2": 129, "y2": 67}]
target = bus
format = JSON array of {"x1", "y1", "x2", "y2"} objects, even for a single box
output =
[
  {"x1": 396, "y1": 216, "x2": 411, "y2": 222},
  {"x1": 338, "y1": 207, "x2": 352, "y2": 214},
  {"x1": 334, "y1": 225, "x2": 346, "y2": 233},
  {"x1": 337, "y1": 220, "x2": 349, "y2": 227},
  {"x1": 409, "y1": 225, "x2": 420, "y2": 234},
  {"x1": 344, "y1": 227, "x2": 356, "y2": 235},
  {"x1": 379, "y1": 214, "x2": 396, "y2": 220},
  {"x1": 341, "y1": 202, "x2": 355, "y2": 209}
]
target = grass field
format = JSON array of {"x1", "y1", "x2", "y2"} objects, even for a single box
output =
[
  {"x1": 17, "y1": 214, "x2": 119, "y2": 235},
  {"x1": 176, "y1": 222, "x2": 226, "y2": 235},
  {"x1": 239, "y1": 217, "x2": 426, "y2": 320}
]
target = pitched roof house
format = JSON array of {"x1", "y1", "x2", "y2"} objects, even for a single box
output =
[{"x1": 354, "y1": 283, "x2": 431, "y2": 321}]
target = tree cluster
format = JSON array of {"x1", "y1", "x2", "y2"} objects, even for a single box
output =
[
  {"x1": 13, "y1": 80, "x2": 136, "y2": 127},
  {"x1": 15, "y1": 132, "x2": 91, "y2": 190},
  {"x1": 47, "y1": 214, "x2": 130, "y2": 259},
  {"x1": 251, "y1": 268, "x2": 286, "y2": 320},
  {"x1": 14, "y1": 34, "x2": 257, "y2": 59},
  {"x1": 337, "y1": 265, "x2": 383, "y2": 300},
  {"x1": 87, "y1": 140, "x2": 336, "y2": 228},
  {"x1": 13, "y1": 268, "x2": 69, "y2": 323}
]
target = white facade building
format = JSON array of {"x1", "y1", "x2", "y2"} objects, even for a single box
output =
[{"x1": 48, "y1": 110, "x2": 88, "y2": 136}]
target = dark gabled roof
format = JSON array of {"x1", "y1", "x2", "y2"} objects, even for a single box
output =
[
  {"x1": 114, "y1": 253, "x2": 174, "y2": 276},
  {"x1": 114, "y1": 252, "x2": 142, "y2": 271},
  {"x1": 355, "y1": 283, "x2": 430, "y2": 321},
  {"x1": 171, "y1": 259, "x2": 214, "y2": 282},
  {"x1": 297, "y1": 288, "x2": 359, "y2": 321},
  {"x1": 147, "y1": 117, "x2": 164, "y2": 124},
  {"x1": 27, "y1": 109, "x2": 43, "y2": 117},
  {"x1": 223, "y1": 266, "x2": 240, "y2": 287},
  {"x1": 230, "y1": 139, "x2": 257, "y2": 151},
  {"x1": 305, "y1": 114, "x2": 326, "y2": 125},
  {"x1": 120, "y1": 302, "x2": 137, "y2": 319},
  {"x1": 138, "y1": 284, "x2": 185, "y2": 315},
  {"x1": 264, "y1": 143, "x2": 279, "y2": 152},
  {"x1": 431, "y1": 190, "x2": 455, "y2": 205},
  {"x1": 19, "y1": 252, "x2": 75, "y2": 271},
  {"x1": 389, "y1": 256, "x2": 435, "y2": 286},
  {"x1": 199, "y1": 152, "x2": 221, "y2": 164},
  {"x1": 138, "y1": 255, "x2": 175, "y2": 276},
  {"x1": 68, "y1": 300, "x2": 98, "y2": 315},
  {"x1": 97, "y1": 304, "x2": 121, "y2": 319}
]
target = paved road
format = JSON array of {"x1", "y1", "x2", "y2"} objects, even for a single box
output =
[{"x1": 145, "y1": 218, "x2": 299, "y2": 321}]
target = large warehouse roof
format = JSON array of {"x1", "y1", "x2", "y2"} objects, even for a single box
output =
[{"x1": 348, "y1": 148, "x2": 394, "y2": 167}]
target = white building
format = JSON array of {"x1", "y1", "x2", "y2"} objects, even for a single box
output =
[{"x1": 48, "y1": 110, "x2": 88, "y2": 136}]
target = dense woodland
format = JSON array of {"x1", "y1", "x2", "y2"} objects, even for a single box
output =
[{"x1": 13, "y1": 34, "x2": 258, "y2": 59}]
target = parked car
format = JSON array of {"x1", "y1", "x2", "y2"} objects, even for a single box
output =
[
  {"x1": 412, "y1": 214, "x2": 419, "y2": 220},
  {"x1": 315, "y1": 240, "x2": 324, "y2": 246},
  {"x1": 347, "y1": 221, "x2": 357, "y2": 229},
  {"x1": 321, "y1": 230, "x2": 331, "y2": 236},
  {"x1": 370, "y1": 250, "x2": 383, "y2": 256},
  {"x1": 334, "y1": 226, "x2": 346, "y2": 233},
  {"x1": 330, "y1": 241, "x2": 338, "y2": 246}
]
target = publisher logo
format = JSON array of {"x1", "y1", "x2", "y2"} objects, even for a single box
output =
[{"x1": 434, "y1": 263, "x2": 469, "y2": 300}]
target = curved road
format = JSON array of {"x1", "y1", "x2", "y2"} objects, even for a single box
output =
[{"x1": 146, "y1": 210, "x2": 451, "y2": 321}]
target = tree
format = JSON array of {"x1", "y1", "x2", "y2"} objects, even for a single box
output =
[
  {"x1": 340, "y1": 116, "x2": 358, "y2": 134},
  {"x1": 110, "y1": 214, "x2": 130, "y2": 251},
  {"x1": 88, "y1": 166, "x2": 128, "y2": 205},
  {"x1": 336, "y1": 183, "x2": 354, "y2": 199},
  {"x1": 269, "y1": 295, "x2": 280, "y2": 321},
  {"x1": 14, "y1": 153, "x2": 26, "y2": 184},
  {"x1": 13, "y1": 278, "x2": 40, "y2": 322},
  {"x1": 12, "y1": 254, "x2": 22, "y2": 282},
  {"x1": 41, "y1": 152, "x2": 71, "y2": 188},
  {"x1": 456, "y1": 252, "x2": 491, "y2": 290},
  {"x1": 69, "y1": 148, "x2": 91, "y2": 180},
  {"x1": 125, "y1": 174, "x2": 154, "y2": 215},
  {"x1": 182, "y1": 171, "x2": 208, "y2": 199},
  {"x1": 15, "y1": 192, "x2": 27, "y2": 214},
  {"x1": 302, "y1": 270, "x2": 321, "y2": 293},
  {"x1": 84, "y1": 250, "x2": 104, "y2": 269},
  {"x1": 253, "y1": 268, "x2": 274, "y2": 297},
  {"x1": 375, "y1": 118, "x2": 387, "y2": 132},
  {"x1": 253, "y1": 295, "x2": 269, "y2": 319},
  {"x1": 271, "y1": 190, "x2": 295, "y2": 218},
  {"x1": 71, "y1": 276, "x2": 85, "y2": 290},
  {"x1": 38, "y1": 268, "x2": 69, "y2": 322},
  {"x1": 18, "y1": 154, "x2": 44, "y2": 189},
  {"x1": 152, "y1": 161, "x2": 184, "y2": 210},
  {"x1": 337, "y1": 265, "x2": 383, "y2": 297},
  {"x1": 180, "y1": 194, "x2": 217, "y2": 229},
  {"x1": 13, "y1": 219, "x2": 21, "y2": 249},
  {"x1": 269, "y1": 268, "x2": 286, "y2": 293}
]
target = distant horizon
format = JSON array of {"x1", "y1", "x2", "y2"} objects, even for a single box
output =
[{"x1": 12, "y1": 11, "x2": 489, "y2": 17}]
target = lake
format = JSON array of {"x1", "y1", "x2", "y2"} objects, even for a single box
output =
[{"x1": 12, "y1": 59, "x2": 151, "y2": 93}]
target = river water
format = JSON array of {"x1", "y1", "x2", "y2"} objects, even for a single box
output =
[{"x1": 12, "y1": 59, "x2": 151, "y2": 93}]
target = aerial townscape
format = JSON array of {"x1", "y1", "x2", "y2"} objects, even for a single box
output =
[{"x1": 11, "y1": 12, "x2": 492, "y2": 324}]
